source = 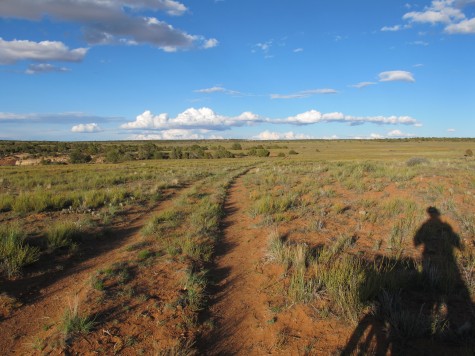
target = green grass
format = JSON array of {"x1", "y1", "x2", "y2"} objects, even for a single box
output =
[
  {"x1": 46, "y1": 220, "x2": 83, "y2": 250},
  {"x1": 0, "y1": 225, "x2": 40, "y2": 278},
  {"x1": 61, "y1": 298, "x2": 94, "y2": 338}
]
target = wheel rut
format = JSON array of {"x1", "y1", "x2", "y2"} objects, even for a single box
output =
[
  {"x1": 0, "y1": 184, "x2": 196, "y2": 354},
  {"x1": 201, "y1": 170, "x2": 276, "y2": 355}
]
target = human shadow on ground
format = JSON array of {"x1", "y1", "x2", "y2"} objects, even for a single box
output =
[{"x1": 342, "y1": 207, "x2": 475, "y2": 355}]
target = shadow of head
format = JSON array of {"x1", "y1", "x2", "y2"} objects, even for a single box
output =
[{"x1": 427, "y1": 206, "x2": 441, "y2": 219}]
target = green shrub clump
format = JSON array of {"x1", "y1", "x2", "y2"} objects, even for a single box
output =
[
  {"x1": 248, "y1": 148, "x2": 270, "y2": 157},
  {"x1": 0, "y1": 225, "x2": 40, "y2": 278},
  {"x1": 46, "y1": 221, "x2": 82, "y2": 250}
]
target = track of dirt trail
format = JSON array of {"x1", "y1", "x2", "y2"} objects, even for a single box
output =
[
  {"x1": 202, "y1": 170, "x2": 278, "y2": 355},
  {"x1": 0, "y1": 188, "x2": 187, "y2": 354}
]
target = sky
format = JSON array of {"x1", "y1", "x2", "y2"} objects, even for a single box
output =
[{"x1": 0, "y1": 0, "x2": 474, "y2": 141}]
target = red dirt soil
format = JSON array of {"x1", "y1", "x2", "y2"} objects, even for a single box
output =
[
  {"x1": 200, "y1": 172, "x2": 354, "y2": 355},
  {"x1": 0, "y1": 190, "x2": 184, "y2": 354}
]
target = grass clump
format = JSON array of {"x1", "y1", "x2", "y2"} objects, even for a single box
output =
[
  {"x1": 314, "y1": 254, "x2": 369, "y2": 322},
  {"x1": 250, "y1": 193, "x2": 301, "y2": 218},
  {"x1": 189, "y1": 198, "x2": 221, "y2": 237},
  {"x1": 0, "y1": 225, "x2": 40, "y2": 278},
  {"x1": 406, "y1": 157, "x2": 429, "y2": 167},
  {"x1": 141, "y1": 209, "x2": 183, "y2": 237},
  {"x1": 0, "y1": 194, "x2": 13, "y2": 212},
  {"x1": 46, "y1": 221, "x2": 82, "y2": 250},
  {"x1": 137, "y1": 249, "x2": 154, "y2": 260},
  {"x1": 61, "y1": 297, "x2": 94, "y2": 339},
  {"x1": 181, "y1": 269, "x2": 208, "y2": 312}
]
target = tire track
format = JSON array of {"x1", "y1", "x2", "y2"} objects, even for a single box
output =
[
  {"x1": 0, "y1": 182, "x2": 202, "y2": 354},
  {"x1": 201, "y1": 169, "x2": 277, "y2": 355}
]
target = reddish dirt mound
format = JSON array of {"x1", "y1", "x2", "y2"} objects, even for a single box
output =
[{"x1": 0, "y1": 157, "x2": 18, "y2": 166}]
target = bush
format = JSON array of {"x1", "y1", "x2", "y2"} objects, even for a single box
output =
[
  {"x1": 69, "y1": 149, "x2": 92, "y2": 164},
  {"x1": 213, "y1": 148, "x2": 234, "y2": 159},
  {"x1": 105, "y1": 148, "x2": 123, "y2": 163},
  {"x1": 288, "y1": 150, "x2": 299, "y2": 155},
  {"x1": 231, "y1": 143, "x2": 242, "y2": 150},
  {"x1": 0, "y1": 225, "x2": 40, "y2": 278},
  {"x1": 248, "y1": 148, "x2": 270, "y2": 157},
  {"x1": 465, "y1": 149, "x2": 473, "y2": 157}
]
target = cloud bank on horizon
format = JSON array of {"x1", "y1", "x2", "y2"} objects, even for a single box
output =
[{"x1": 0, "y1": 0, "x2": 473, "y2": 140}]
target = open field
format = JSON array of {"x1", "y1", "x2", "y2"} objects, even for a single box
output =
[{"x1": 1, "y1": 139, "x2": 474, "y2": 355}]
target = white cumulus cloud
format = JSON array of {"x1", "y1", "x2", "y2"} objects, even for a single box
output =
[
  {"x1": 445, "y1": 17, "x2": 475, "y2": 33},
  {"x1": 402, "y1": 0, "x2": 475, "y2": 34},
  {"x1": 203, "y1": 38, "x2": 219, "y2": 49},
  {"x1": 0, "y1": 0, "x2": 213, "y2": 51},
  {"x1": 71, "y1": 123, "x2": 103, "y2": 133},
  {"x1": 254, "y1": 130, "x2": 312, "y2": 140},
  {"x1": 0, "y1": 38, "x2": 87, "y2": 65},
  {"x1": 403, "y1": 0, "x2": 465, "y2": 24},
  {"x1": 283, "y1": 110, "x2": 418, "y2": 126},
  {"x1": 378, "y1": 70, "x2": 415, "y2": 82},
  {"x1": 121, "y1": 107, "x2": 261, "y2": 131},
  {"x1": 120, "y1": 107, "x2": 421, "y2": 134},
  {"x1": 130, "y1": 129, "x2": 204, "y2": 140}
]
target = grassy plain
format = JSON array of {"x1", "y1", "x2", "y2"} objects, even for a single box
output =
[{"x1": 0, "y1": 138, "x2": 474, "y2": 354}]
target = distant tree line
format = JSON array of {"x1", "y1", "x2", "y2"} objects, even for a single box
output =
[{"x1": 0, "y1": 141, "x2": 254, "y2": 163}]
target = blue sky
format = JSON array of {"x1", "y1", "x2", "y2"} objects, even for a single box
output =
[{"x1": 0, "y1": 0, "x2": 474, "y2": 141}]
